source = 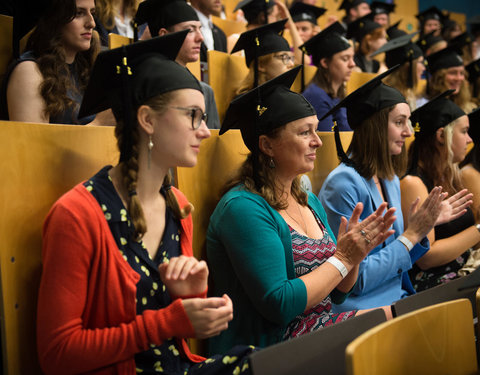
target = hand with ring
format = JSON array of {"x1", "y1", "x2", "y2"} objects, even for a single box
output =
[{"x1": 335, "y1": 202, "x2": 396, "y2": 268}]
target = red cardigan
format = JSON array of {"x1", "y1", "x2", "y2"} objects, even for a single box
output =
[{"x1": 37, "y1": 183, "x2": 206, "y2": 375}]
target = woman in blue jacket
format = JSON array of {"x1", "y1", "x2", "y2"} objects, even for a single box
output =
[{"x1": 319, "y1": 67, "x2": 471, "y2": 312}]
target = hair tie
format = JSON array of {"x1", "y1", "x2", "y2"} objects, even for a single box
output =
[{"x1": 128, "y1": 189, "x2": 137, "y2": 197}]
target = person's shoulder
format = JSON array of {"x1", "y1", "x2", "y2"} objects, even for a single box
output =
[{"x1": 400, "y1": 174, "x2": 425, "y2": 189}]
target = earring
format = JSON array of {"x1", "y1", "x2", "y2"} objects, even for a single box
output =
[
  {"x1": 147, "y1": 135, "x2": 154, "y2": 169},
  {"x1": 269, "y1": 157, "x2": 275, "y2": 168}
]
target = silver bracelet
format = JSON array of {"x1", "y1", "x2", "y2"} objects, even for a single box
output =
[
  {"x1": 326, "y1": 256, "x2": 348, "y2": 278},
  {"x1": 397, "y1": 235, "x2": 414, "y2": 251}
]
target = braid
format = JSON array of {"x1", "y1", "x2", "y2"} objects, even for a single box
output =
[
  {"x1": 115, "y1": 114, "x2": 147, "y2": 240},
  {"x1": 163, "y1": 173, "x2": 193, "y2": 220}
]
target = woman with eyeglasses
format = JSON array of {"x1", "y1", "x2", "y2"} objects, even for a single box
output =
[
  {"x1": 36, "y1": 33, "x2": 254, "y2": 375},
  {"x1": 301, "y1": 22, "x2": 355, "y2": 131},
  {"x1": 233, "y1": 20, "x2": 295, "y2": 97}
]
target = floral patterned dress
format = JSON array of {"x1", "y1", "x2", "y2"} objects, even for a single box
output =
[
  {"x1": 84, "y1": 166, "x2": 255, "y2": 374},
  {"x1": 284, "y1": 208, "x2": 356, "y2": 339}
]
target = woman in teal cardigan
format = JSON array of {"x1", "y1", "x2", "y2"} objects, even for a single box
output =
[{"x1": 206, "y1": 67, "x2": 398, "y2": 355}]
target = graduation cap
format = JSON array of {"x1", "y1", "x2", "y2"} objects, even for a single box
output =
[
  {"x1": 386, "y1": 20, "x2": 407, "y2": 40},
  {"x1": 347, "y1": 14, "x2": 382, "y2": 42},
  {"x1": 319, "y1": 65, "x2": 406, "y2": 164},
  {"x1": 289, "y1": 2, "x2": 326, "y2": 25},
  {"x1": 231, "y1": 19, "x2": 290, "y2": 87},
  {"x1": 410, "y1": 90, "x2": 464, "y2": 138},
  {"x1": 448, "y1": 32, "x2": 474, "y2": 56},
  {"x1": 415, "y1": 30, "x2": 445, "y2": 54},
  {"x1": 134, "y1": 0, "x2": 198, "y2": 39},
  {"x1": 79, "y1": 31, "x2": 202, "y2": 162},
  {"x1": 221, "y1": 65, "x2": 316, "y2": 188},
  {"x1": 416, "y1": 6, "x2": 446, "y2": 24},
  {"x1": 370, "y1": 1, "x2": 396, "y2": 16},
  {"x1": 234, "y1": 0, "x2": 275, "y2": 24},
  {"x1": 466, "y1": 58, "x2": 480, "y2": 97},
  {"x1": 338, "y1": 0, "x2": 369, "y2": 11},
  {"x1": 370, "y1": 32, "x2": 422, "y2": 87},
  {"x1": 407, "y1": 90, "x2": 465, "y2": 174},
  {"x1": 426, "y1": 47, "x2": 463, "y2": 75},
  {"x1": 467, "y1": 107, "x2": 480, "y2": 143},
  {"x1": 300, "y1": 22, "x2": 350, "y2": 66}
]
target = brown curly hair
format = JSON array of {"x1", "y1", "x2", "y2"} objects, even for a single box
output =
[
  {"x1": 222, "y1": 125, "x2": 308, "y2": 210},
  {"x1": 25, "y1": 0, "x2": 99, "y2": 121}
]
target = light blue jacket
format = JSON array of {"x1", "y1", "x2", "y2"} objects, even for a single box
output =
[{"x1": 319, "y1": 163, "x2": 429, "y2": 311}]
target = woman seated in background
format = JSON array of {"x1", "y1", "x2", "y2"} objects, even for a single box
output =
[
  {"x1": 301, "y1": 22, "x2": 355, "y2": 131},
  {"x1": 373, "y1": 32, "x2": 425, "y2": 110},
  {"x1": 207, "y1": 67, "x2": 398, "y2": 355},
  {"x1": 37, "y1": 33, "x2": 254, "y2": 374},
  {"x1": 1, "y1": 0, "x2": 100, "y2": 125},
  {"x1": 94, "y1": 0, "x2": 139, "y2": 46},
  {"x1": 347, "y1": 14, "x2": 386, "y2": 73},
  {"x1": 319, "y1": 68, "x2": 470, "y2": 313},
  {"x1": 416, "y1": 31, "x2": 447, "y2": 58},
  {"x1": 289, "y1": 2, "x2": 325, "y2": 43},
  {"x1": 418, "y1": 47, "x2": 476, "y2": 112},
  {"x1": 460, "y1": 108, "x2": 480, "y2": 224},
  {"x1": 233, "y1": 20, "x2": 294, "y2": 96},
  {"x1": 231, "y1": 0, "x2": 305, "y2": 66},
  {"x1": 402, "y1": 92, "x2": 480, "y2": 292}
]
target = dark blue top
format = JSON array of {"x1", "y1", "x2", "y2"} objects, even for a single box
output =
[
  {"x1": 0, "y1": 51, "x2": 94, "y2": 124},
  {"x1": 302, "y1": 83, "x2": 351, "y2": 131}
]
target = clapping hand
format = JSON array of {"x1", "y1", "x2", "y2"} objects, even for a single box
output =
[{"x1": 435, "y1": 188, "x2": 473, "y2": 226}]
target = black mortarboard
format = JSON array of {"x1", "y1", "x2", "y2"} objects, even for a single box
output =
[
  {"x1": 338, "y1": 0, "x2": 369, "y2": 11},
  {"x1": 407, "y1": 90, "x2": 465, "y2": 175},
  {"x1": 221, "y1": 66, "x2": 316, "y2": 152},
  {"x1": 387, "y1": 20, "x2": 407, "y2": 40},
  {"x1": 467, "y1": 107, "x2": 480, "y2": 143},
  {"x1": 231, "y1": 19, "x2": 290, "y2": 67},
  {"x1": 466, "y1": 58, "x2": 480, "y2": 82},
  {"x1": 426, "y1": 47, "x2": 463, "y2": 74},
  {"x1": 410, "y1": 90, "x2": 465, "y2": 139},
  {"x1": 79, "y1": 30, "x2": 201, "y2": 119},
  {"x1": 234, "y1": 0, "x2": 275, "y2": 24},
  {"x1": 448, "y1": 32, "x2": 474, "y2": 56},
  {"x1": 289, "y1": 3, "x2": 326, "y2": 25},
  {"x1": 467, "y1": 15, "x2": 480, "y2": 35},
  {"x1": 371, "y1": 32, "x2": 421, "y2": 64},
  {"x1": 80, "y1": 31, "x2": 201, "y2": 163},
  {"x1": 415, "y1": 30, "x2": 444, "y2": 54},
  {"x1": 134, "y1": 0, "x2": 198, "y2": 37},
  {"x1": 300, "y1": 22, "x2": 349, "y2": 66},
  {"x1": 416, "y1": 6, "x2": 446, "y2": 24},
  {"x1": 370, "y1": 1, "x2": 395, "y2": 15},
  {"x1": 319, "y1": 65, "x2": 406, "y2": 164},
  {"x1": 347, "y1": 14, "x2": 382, "y2": 41}
]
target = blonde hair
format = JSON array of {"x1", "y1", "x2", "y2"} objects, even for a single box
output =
[
  {"x1": 114, "y1": 91, "x2": 193, "y2": 240},
  {"x1": 407, "y1": 118, "x2": 463, "y2": 195},
  {"x1": 235, "y1": 54, "x2": 275, "y2": 96},
  {"x1": 427, "y1": 68, "x2": 475, "y2": 112},
  {"x1": 96, "y1": 0, "x2": 140, "y2": 30}
]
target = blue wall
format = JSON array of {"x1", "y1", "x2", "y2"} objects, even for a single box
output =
[{"x1": 418, "y1": 0, "x2": 480, "y2": 21}]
